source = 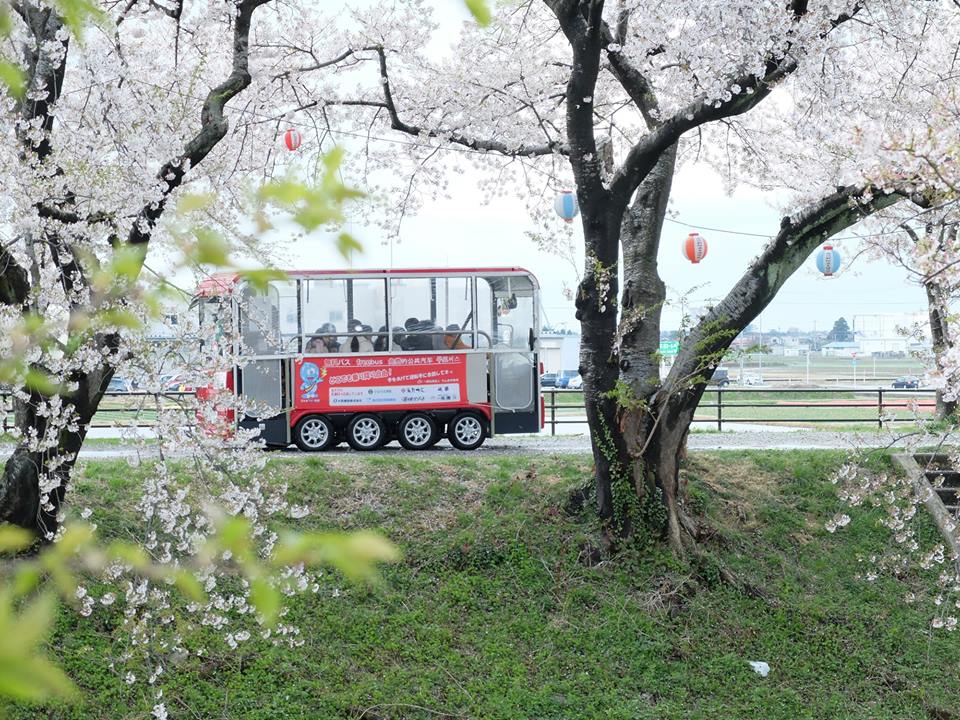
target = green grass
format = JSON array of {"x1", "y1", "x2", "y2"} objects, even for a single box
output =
[{"x1": 8, "y1": 452, "x2": 960, "y2": 719}]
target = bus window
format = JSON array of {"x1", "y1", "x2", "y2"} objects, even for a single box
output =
[
  {"x1": 197, "y1": 297, "x2": 232, "y2": 355},
  {"x1": 390, "y1": 277, "x2": 437, "y2": 351},
  {"x1": 345, "y1": 279, "x2": 386, "y2": 352},
  {"x1": 302, "y1": 279, "x2": 348, "y2": 353},
  {"x1": 240, "y1": 283, "x2": 282, "y2": 356},
  {"x1": 275, "y1": 281, "x2": 299, "y2": 352},
  {"x1": 436, "y1": 277, "x2": 473, "y2": 349},
  {"x1": 478, "y1": 275, "x2": 536, "y2": 349},
  {"x1": 389, "y1": 276, "x2": 474, "y2": 351}
]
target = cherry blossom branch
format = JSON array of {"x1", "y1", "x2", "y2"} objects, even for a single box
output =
[
  {"x1": 127, "y1": 0, "x2": 273, "y2": 246},
  {"x1": 608, "y1": 2, "x2": 864, "y2": 202},
  {"x1": 360, "y1": 44, "x2": 565, "y2": 158}
]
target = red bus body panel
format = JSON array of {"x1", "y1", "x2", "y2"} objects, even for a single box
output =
[{"x1": 290, "y1": 352, "x2": 491, "y2": 426}]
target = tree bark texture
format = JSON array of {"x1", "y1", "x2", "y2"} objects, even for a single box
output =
[{"x1": 925, "y1": 277, "x2": 958, "y2": 420}]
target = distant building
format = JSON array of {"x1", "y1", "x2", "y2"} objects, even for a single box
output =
[
  {"x1": 852, "y1": 313, "x2": 930, "y2": 356},
  {"x1": 539, "y1": 333, "x2": 580, "y2": 374},
  {"x1": 821, "y1": 341, "x2": 861, "y2": 357}
]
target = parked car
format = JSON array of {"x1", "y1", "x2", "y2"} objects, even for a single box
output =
[
  {"x1": 707, "y1": 367, "x2": 730, "y2": 387},
  {"x1": 740, "y1": 372, "x2": 764, "y2": 386},
  {"x1": 107, "y1": 376, "x2": 133, "y2": 393},
  {"x1": 161, "y1": 373, "x2": 194, "y2": 392},
  {"x1": 567, "y1": 374, "x2": 583, "y2": 390},
  {"x1": 892, "y1": 376, "x2": 919, "y2": 389},
  {"x1": 556, "y1": 370, "x2": 580, "y2": 389},
  {"x1": 540, "y1": 372, "x2": 558, "y2": 388}
]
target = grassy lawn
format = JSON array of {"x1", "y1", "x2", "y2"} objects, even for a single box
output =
[{"x1": 8, "y1": 451, "x2": 960, "y2": 719}]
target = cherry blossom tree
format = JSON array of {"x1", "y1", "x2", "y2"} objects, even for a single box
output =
[
  {"x1": 0, "y1": 0, "x2": 333, "y2": 538},
  {"x1": 294, "y1": 0, "x2": 947, "y2": 553}
]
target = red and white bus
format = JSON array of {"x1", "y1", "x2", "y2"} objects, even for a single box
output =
[{"x1": 193, "y1": 267, "x2": 543, "y2": 451}]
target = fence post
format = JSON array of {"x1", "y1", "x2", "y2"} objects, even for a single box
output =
[
  {"x1": 550, "y1": 390, "x2": 556, "y2": 436},
  {"x1": 877, "y1": 388, "x2": 883, "y2": 429},
  {"x1": 717, "y1": 387, "x2": 723, "y2": 432}
]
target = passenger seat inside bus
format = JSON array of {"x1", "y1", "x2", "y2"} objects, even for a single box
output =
[{"x1": 342, "y1": 320, "x2": 375, "y2": 353}]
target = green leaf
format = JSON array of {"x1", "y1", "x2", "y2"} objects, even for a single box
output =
[
  {"x1": 192, "y1": 227, "x2": 231, "y2": 267},
  {"x1": 96, "y1": 308, "x2": 143, "y2": 331},
  {"x1": 173, "y1": 570, "x2": 206, "y2": 604},
  {"x1": 250, "y1": 576, "x2": 280, "y2": 626},
  {"x1": 23, "y1": 368, "x2": 59, "y2": 396},
  {"x1": 176, "y1": 192, "x2": 215, "y2": 214},
  {"x1": 52, "y1": 0, "x2": 108, "y2": 40},
  {"x1": 271, "y1": 530, "x2": 399, "y2": 583},
  {"x1": 216, "y1": 516, "x2": 253, "y2": 564},
  {"x1": 0, "y1": 60, "x2": 24, "y2": 98},
  {"x1": 464, "y1": 0, "x2": 491, "y2": 26},
  {"x1": 0, "y1": 593, "x2": 78, "y2": 703},
  {"x1": 335, "y1": 232, "x2": 362, "y2": 259},
  {"x1": 12, "y1": 566, "x2": 41, "y2": 598},
  {"x1": 110, "y1": 245, "x2": 147, "y2": 281},
  {"x1": 0, "y1": 7, "x2": 12, "y2": 36},
  {"x1": 236, "y1": 269, "x2": 288, "y2": 293},
  {"x1": 0, "y1": 527, "x2": 34, "y2": 553}
]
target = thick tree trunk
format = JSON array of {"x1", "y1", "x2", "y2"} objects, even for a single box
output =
[
  {"x1": 925, "y1": 278, "x2": 957, "y2": 420},
  {"x1": 0, "y1": 368, "x2": 113, "y2": 539},
  {"x1": 584, "y1": 184, "x2": 903, "y2": 552},
  {"x1": 576, "y1": 202, "x2": 631, "y2": 537},
  {"x1": 586, "y1": 146, "x2": 679, "y2": 546}
]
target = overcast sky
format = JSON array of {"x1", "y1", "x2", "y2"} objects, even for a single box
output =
[{"x1": 233, "y1": 0, "x2": 930, "y2": 335}]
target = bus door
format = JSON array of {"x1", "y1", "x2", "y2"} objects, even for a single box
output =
[
  {"x1": 478, "y1": 275, "x2": 540, "y2": 434},
  {"x1": 237, "y1": 281, "x2": 296, "y2": 446}
]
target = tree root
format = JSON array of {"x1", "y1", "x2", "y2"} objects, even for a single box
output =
[
  {"x1": 677, "y1": 511, "x2": 776, "y2": 605},
  {"x1": 563, "y1": 480, "x2": 596, "y2": 516}
]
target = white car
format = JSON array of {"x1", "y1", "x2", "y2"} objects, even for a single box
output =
[
  {"x1": 567, "y1": 374, "x2": 583, "y2": 389},
  {"x1": 740, "y1": 372, "x2": 764, "y2": 386}
]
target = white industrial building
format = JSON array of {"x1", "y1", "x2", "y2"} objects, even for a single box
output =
[
  {"x1": 539, "y1": 333, "x2": 581, "y2": 374},
  {"x1": 851, "y1": 313, "x2": 930, "y2": 356}
]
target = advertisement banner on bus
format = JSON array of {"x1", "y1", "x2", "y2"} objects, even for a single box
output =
[{"x1": 294, "y1": 354, "x2": 468, "y2": 409}]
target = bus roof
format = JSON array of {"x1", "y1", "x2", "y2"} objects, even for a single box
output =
[{"x1": 194, "y1": 267, "x2": 539, "y2": 296}]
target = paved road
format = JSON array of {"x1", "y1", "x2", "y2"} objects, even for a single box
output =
[{"x1": 0, "y1": 426, "x2": 943, "y2": 460}]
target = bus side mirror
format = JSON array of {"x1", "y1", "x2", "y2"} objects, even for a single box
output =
[{"x1": 528, "y1": 328, "x2": 535, "y2": 351}]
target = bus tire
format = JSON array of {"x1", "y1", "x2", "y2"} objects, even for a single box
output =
[
  {"x1": 398, "y1": 412, "x2": 438, "y2": 451},
  {"x1": 346, "y1": 413, "x2": 386, "y2": 451},
  {"x1": 293, "y1": 415, "x2": 335, "y2": 452},
  {"x1": 448, "y1": 412, "x2": 486, "y2": 451}
]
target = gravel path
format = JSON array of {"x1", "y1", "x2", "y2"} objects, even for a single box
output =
[{"x1": 1, "y1": 426, "x2": 942, "y2": 460}]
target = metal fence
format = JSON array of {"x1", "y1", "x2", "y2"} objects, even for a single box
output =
[
  {"x1": 0, "y1": 391, "x2": 197, "y2": 433},
  {"x1": 542, "y1": 386, "x2": 939, "y2": 434},
  {"x1": 0, "y1": 388, "x2": 939, "y2": 437}
]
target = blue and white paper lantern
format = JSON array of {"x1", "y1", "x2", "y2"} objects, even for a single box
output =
[
  {"x1": 816, "y1": 244, "x2": 842, "y2": 277},
  {"x1": 554, "y1": 190, "x2": 579, "y2": 223}
]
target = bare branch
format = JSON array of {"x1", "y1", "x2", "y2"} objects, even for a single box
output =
[{"x1": 273, "y1": 46, "x2": 378, "y2": 79}]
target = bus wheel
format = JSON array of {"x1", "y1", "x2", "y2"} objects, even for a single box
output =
[
  {"x1": 294, "y1": 415, "x2": 335, "y2": 452},
  {"x1": 448, "y1": 412, "x2": 485, "y2": 451},
  {"x1": 398, "y1": 413, "x2": 438, "y2": 451},
  {"x1": 347, "y1": 413, "x2": 386, "y2": 451}
]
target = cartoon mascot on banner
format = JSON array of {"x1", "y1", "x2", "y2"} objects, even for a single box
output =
[{"x1": 299, "y1": 362, "x2": 325, "y2": 399}]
